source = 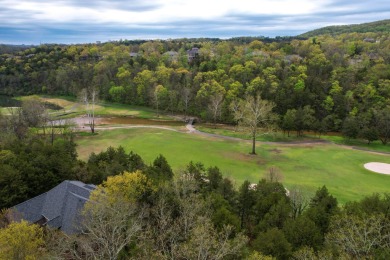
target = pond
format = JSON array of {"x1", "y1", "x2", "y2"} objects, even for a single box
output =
[
  {"x1": 99, "y1": 117, "x2": 184, "y2": 126},
  {"x1": 0, "y1": 95, "x2": 21, "y2": 107}
]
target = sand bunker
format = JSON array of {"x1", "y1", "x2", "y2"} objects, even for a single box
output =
[{"x1": 364, "y1": 162, "x2": 390, "y2": 175}]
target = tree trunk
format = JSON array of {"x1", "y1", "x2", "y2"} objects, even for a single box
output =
[
  {"x1": 91, "y1": 118, "x2": 95, "y2": 133},
  {"x1": 251, "y1": 129, "x2": 256, "y2": 155},
  {"x1": 51, "y1": 127, "x2": 54, "y2": 145}
]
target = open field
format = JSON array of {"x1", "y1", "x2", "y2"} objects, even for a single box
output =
[{"x1": 76, "y1": 127, "x2": 390, "y2": 204}]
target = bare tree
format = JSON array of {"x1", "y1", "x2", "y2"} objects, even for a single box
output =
[
  {"x1": 326, "y1": 213, "x2": 390, "y2": 258},
  {"x1": 79, "y1": 88, "x2": 98, "y2": 133},
  {"x1": 176, "y1": 217, "x2": 248, "y2": 260},
  {"x1": 21, "y1": 96, "x2": 46, "y2": 128},
  {"x1": 67, "y1": 190, "x2": 144, "y2": 260},
  {"x1": 5, "y1": 107, "x2": 27, "y2": 139},
  {"x1": 208, "y1": 92, "x2": 224, "y2": 128},
  {"x1": 265, "y1": 166, "x2": 283, "y2": 183},
  {"x1": 181, "y1": 87, "x2": 192, "y2": 120},
  {"x1": 233, "y1": 95, "x2": 276, "y2": 154},
  {"x1": 137, "y1": 175, "x2": 247, "y2": 260},
  {"x1": 289, "y1": 186, "x2": 311, "y2": 219},
  {"x1": 229, "y1": 98, "x2": 244, "y2": 132}
]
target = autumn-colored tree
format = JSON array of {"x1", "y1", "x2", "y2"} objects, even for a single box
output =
[
  {"x1": 68, "y1": 171, "x2": 155, "y2": 259},
  {"x1": 0, "y1": 220, "x2": 45, "y2": 260}
]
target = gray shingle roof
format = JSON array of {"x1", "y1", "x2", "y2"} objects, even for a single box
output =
[{"x1": 13, "y1": 180, "x2": 96, "y2": 234}]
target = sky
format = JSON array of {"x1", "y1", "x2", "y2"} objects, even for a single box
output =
[{"x1": 0, "y1": 0, "x2": 389, "y2": 44}]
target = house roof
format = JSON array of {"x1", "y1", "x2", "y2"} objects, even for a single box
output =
[
  {"x1": 187, "y1": 47, "x2": 199, "y2": 56},
  {"x1": 13, "y1": 180, "x2": 96, "y2": 234},
  {"x1": 164, "y1": 51, "x2": 178, "y2": 56}
]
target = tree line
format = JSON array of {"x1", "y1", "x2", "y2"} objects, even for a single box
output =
[{"x1": 1, "y1": 32, "x2": 390, "y2": 143}]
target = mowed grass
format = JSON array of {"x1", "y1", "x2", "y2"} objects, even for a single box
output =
[
  {"x1": 76, "y1": 128, "x2": 390, "y2": 204},
  {"x1": 198, "y1": 123, "x2": 390, "y2": 153}
]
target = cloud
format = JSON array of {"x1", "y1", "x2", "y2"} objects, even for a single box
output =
[{"x1": 0, "y1": 0, "x2": 389, "y2": 44}]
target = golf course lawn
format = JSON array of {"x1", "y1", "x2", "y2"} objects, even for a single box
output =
[{"x1": 76, "y1": 127, "x2": 390, "y2": 204}]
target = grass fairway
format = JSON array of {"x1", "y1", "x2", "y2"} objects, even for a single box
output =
[{"x1": 76, "y1": 128, "x2": 390, "y2": 204}]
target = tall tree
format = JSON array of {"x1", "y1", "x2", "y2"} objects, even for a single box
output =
[
  {"x1": 208, "y1": 91, "x2": 225, "y2": 128},
  {"x1": 68, "y1": 171, "x2": 153, "y2": 259},
  {"x1": 79, "y1": 87, "x2": 99, "y2": 133},
  {"x1": 233, "y1": 95, "x2": 275, "y2": 154},
  {"x1": 374, "y1": 107, "x2": 390, "y2": 145},
  {"x1": 153, "y1": 85, "x2": 168, "y2": 116}
]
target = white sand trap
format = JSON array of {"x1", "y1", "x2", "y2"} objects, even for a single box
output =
[{"x1": 364, "y1": 162, "x2": 390, "y2": 175}]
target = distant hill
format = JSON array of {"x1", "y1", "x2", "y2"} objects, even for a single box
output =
[
  {"x1": 299, "y1": 19, "x2": 390, "y2": 38},
  {"x1": 0, "y1": 44, "x2": 33, "y2": 54}
]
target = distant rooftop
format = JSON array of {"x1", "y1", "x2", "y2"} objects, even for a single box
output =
[{"x1": 13, "y1": 180, "x2": 96, "y2": 234}]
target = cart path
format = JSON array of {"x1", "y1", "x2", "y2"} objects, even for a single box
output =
[
  {"x1": 185, "y1": 118, "x2": 331, "y2": 145},
  {"x1": 72, "y1": 117, "x2": 390, "y2": 155}
]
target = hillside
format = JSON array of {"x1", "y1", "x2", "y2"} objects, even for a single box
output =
[{"x1": 300, "y1": 19, "x2": 390, "y2": 37}]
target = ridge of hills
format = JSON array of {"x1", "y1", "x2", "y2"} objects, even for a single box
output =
[{"x1": 299, "y1": 19, "x2": 390, "y2": 38}]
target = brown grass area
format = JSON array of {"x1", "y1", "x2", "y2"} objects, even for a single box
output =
[
  {"x1": 41, "y1": 98, "x2": 75, "y2": 108},
  {"x1": 222, "y1": 151, "x2": 267, "y2": 165},
  {"x1": 268, "y1": 148, "x2": 283, "y2": 154}
]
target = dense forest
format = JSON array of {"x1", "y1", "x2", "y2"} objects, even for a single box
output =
[{"x1": 1, "y1": 29, "x2": 390, "y2": 142}]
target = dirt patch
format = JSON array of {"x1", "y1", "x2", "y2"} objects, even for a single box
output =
[
  {"x1": 364, "y1": 162, "x2": 390, "y2": 175},
  {"x1": 269, "y1": 148, "x2": 282, "y2": 154},
  {"x1": 100, "y1": 117, "x2": 184, "y2": 126},
  {"x1": 222, "y1": 151, "x2": 264, "y2": 163},
  {"x1": 42, "y1": 98, "x2": 75, "y2": 108}
]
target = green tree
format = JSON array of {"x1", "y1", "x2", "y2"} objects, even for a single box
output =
[
  {"x1": 87, "y1": 146, "x2": 130, "y2": 183},
  {"x1": 360, "y1": 127, "x2": 379, "y2": 144},
  {"x1": 374, "y1": 107, "x2": 390, "y2": 145},
  {"x1": 109, "y1": 85, "x2": 126, "y2": 103},
  {"x1": 252, "y1": 228, "x2": 292, "y2": 260},
  {"x1": 196, "y1": 80, "x2": 226, "y2": 125},
  {"x1": 0, "y1": 220, "x2": 45, "y2": 260},
  {"x1": 282, "y1": 109, "x2": 296, "y2": 137},
  {"x1": 153, "y1": 84, "x2": 169, "y2": 116},
  {"x1": 283, "y1": 216, "x2": 322, "y2": 250},
  {"x1": 342, "y1": 116, "x2": 360, "y2": 139},
  {"x1": 306, "y1": 186, "x2": 338, "y2": 235},
  {"x1": 134, "y1": 69, "x2": 156, "y2": 105},
  {"x1": 206, "y1": 166, "x2": 223, "y2": 191},
  {"x1": 147, "y1": 154, "x2": 173, "y2": 182},
  {"x1": 238, "y1": 180, "x2": 256, "y2": 229}
]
